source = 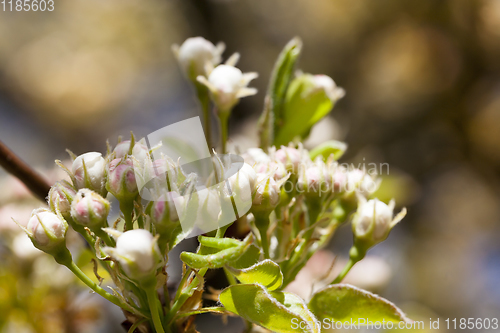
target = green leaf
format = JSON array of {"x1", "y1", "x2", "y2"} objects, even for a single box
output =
[
  {"x1": 228, "y1": 259, "x2": 283, "y2": 291},
  {"x1": 274, "y1": 74, "x2": 334, "y2": 146},
  {"x1": 228, "y1": 244, "x2": 261, "y2": 269},
  {"x1": 180, "y1": 234, "x2": 253, "y2": 269},
  {"x1": 309, "y1": 140, "x2": 348, "y2": 161},
  {"x1": 220, "y1": 284, "x2": 319, "y2": 333},
  {"x1": 259, "y1": 37, "x2": 302, "y2": 149},
  {"x1": 308, "y1": 284, "x2": 411, "y2": 324}
]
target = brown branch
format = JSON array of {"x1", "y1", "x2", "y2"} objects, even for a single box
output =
[{"x1": 0, "y1": 140, "x2": 51, "y2": 202}]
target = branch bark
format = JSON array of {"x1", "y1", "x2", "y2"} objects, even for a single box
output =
[{"x1": 0, "y1": 140, "x2": 51, "y2": 202}]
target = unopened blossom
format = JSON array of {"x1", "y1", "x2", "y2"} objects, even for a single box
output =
[
  {"x1": 173, "y1": 37, "x2": 225, "y2": 80},
  {"x1": 25, "y1": 208, "x2": 68, "y2": 252},
  {"x1": 227, "y1": 163, "x2": 257, "y2": 205},
  {"x1": 254, "y1": 161, "x2": 287, "y2": 181},
  {"x1": 253, "y1": 174, "x2": 281, "y2": 208},
  {"x1": 311, "y1": 74, "x2": 345, "y2": 102},
  {"x1": 151, "y1": 192, "x2": 181, "y2": 231},
  {"x1": 70, "y1": 189, "x2": 110, "y2": 229},
  {"x1": 242, "y1": 148, "x2": 271, "y2": 166},
  {"x1": 197, "y1": 64, "x2": 258, "y2": 112},
  {"x1": 104, "y1": 229, "x2": 161, "y2": 281},
  {"x1": 107, "y1": 158, "x2": 138, "y2": 202},
  {"x1": 72, "y1": 152, "x2": 106, "y2": 194},
  {"x1": 298, "y1": 164, "x2": 332, "y2": 195},
  {"x1": 352, "y1": 198, "x2": 406, "y2": 251},
  {"x1": 48, "y1": 180, "x2": 77, "y2": 218},
  {"x1": 275, "y1": 146, "x2": 302, "y2": 173}
]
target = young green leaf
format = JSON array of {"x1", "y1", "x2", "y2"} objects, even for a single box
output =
[
  {"x1": 219, "y1": 284, "x2": 319, "y2": 333},
  {"x1": 228, "y1": 259, "x2": 283, "y2": 291},
  {"x1": 309, "y1": 140, "x2": 348, "y2": 161},
  {"x1": 259, "y1": 38, "x2": 302, "y2": 149},
  {"x1": 308, "y1": 284, "x2": 412, "y2": 324}
]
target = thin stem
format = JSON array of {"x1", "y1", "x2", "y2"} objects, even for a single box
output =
[
  {"x1": 331, "y1": 258, "x2": 356, "y2": 284},
  {"x1": 176, "y1": 307, "x2": 226, "y2": 319},
  {"x1": 218, "y1": 111, "x2": 230, "y2": 154},
  {"x1": 94, "y1": 228, "x2": 116, "y2": 247},
  {"x1": 121, "y1": 202, "x2": 134, "y2": 231},
  {"x1": 197, "y1": 86, "x2": 212, "y2": 150},
  {"x1": 64, "y1": 260, "x2": 131, "y2": 311},
  {"x1": 128, "y1": 318, "x2": 147, "y2": 333},
  {"x1": 0, "y1": 140, "x2": 51, "y2": 202},
  {"x1": 224, "y1": 267, "x2": 238, "y2": 285},
  {"x1": 146, "y1": 288, "x2": 167, "y2": 333},
  {"x1": 258, "y1": 225, "x2": 270, "y2": 259}
]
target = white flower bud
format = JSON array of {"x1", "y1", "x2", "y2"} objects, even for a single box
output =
[
  {"x1": 242, "y1": 148, "x2": 271, "y2": 166},
  {"x1": 151, "y1": 192, "x2": 180, "y2": 232},
  {"x1": 197, "y1": 64, "x2": 258, "y2": 112},
  {"x1": 113, "y1": 140, "x2": 133, "y2": 159},
  {"x1": 253, "y1": 174, "x2": 280, "y2": 208},
  {"x1": 70, "y1": 189, "x2": 110, "y2": 229},
  {"x1": 48, "y1": 180, "x2": 77, "y2": 218},
  {"x1": 228, "y1": 163, "x2": 257, "y2": 204},
  {"x1": 174, "y1": 37, "x2": 224, "y2": 80},
  {"x1": 104, "y1": 229, "x2": 161, "y2": 281},
  {"x1": 254, "y1": 161, "x2": 287, "y2": 181},
  {"x1": 298, "y1": 164, "x2": 332, "y2": 195},
  {"x1": 26, "y1": 208, "x2": 68, "y2": 252},
  {"x1": 352, "y1": 198, "x2": 406, "y2": 251},
  {"x1": 312, "y1": 74, "x2": 345, "y2": 102},
  {"x1": 72, "y1": 152, "x2": 106, "y2": 194}
]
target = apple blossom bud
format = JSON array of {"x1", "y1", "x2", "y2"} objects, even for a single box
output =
[
  {"x1": 151, "y1": 192, "x2": 180, "y2": 230},
  {"x1": 228, "y1": 163, "x2": 257, "y2": 204},
  {"x1": 242, "y1": 148, "x2": 271, "y2": 166},
  {"x1": 72, "y1": 152, "x2": 106, "y2": 194},
  {"x1": 275, "y1": 147, "x2": 302, "y2": 173},
  {"x1": 352, "y1": 198, "x2": 406, "y2": 253},
  {"x1": 26, "y1": 208, "x2": 68, "y2": 252},
  {"x1": 104, "y1": 229, "x2": 161, "y2": 282},
  {"x1": 197, "y1": 64, "x2": 258, "y2": 112},
  {"x1": 254, "y1": 161, "x2": 287, "y2": 181},
  {"x1": 107, "y1": 158, "x2": 138, "y2": 202},
  {"x1": 48, "y1": 180, "x2": 77, "y2": 218},
  {"x1": 298, "y1": 164, "x2": 332, "y2": 196},
  {"x1": 252, "y1": 174, "x2": 281, "y2": 212},
  {"x1": 311, "y1": 74, "x2": 346, "y2": 102},
  {"x1": 113, "y1": 140, "x2": 133, "y2": 158},
  {"x1": 173, "y1": 37, "x2": 224, "y2": 80},
  {"x1": 71, "y1": 189, "x2": 110, "y2": 229}
]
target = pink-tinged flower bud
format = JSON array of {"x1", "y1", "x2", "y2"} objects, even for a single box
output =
[
  {"x1": 107, "y1": 158, "x2": 138, "y2": 202},
  {"x1": 70, "y1": 189, "x2": 110, "y2": 229},
  {"x1": 197, "y1": 64, "x2": 258, "y2": 112},
  {"x1": 151, "y1": 192, "x2": 180, "y2": 231},
  {"x1": 113, "y1": 140, "x2": 133, "y2": 159},
  {"x1": 312, "y1": 74, "x2": 345, "y2": 102},
  {"x1": 26, "y1": 208, "x2": 68, "y2": 252},
  {"x1": 72, "y1": 152, "x2": 106, "y2": 194},
  {"x1": 254, "y1": 161, "x2": 287, "y2": 181},
  {"x1": 275, "y1": 147, "x2": 302, "y2": 173},
  {"x1": 173, "y1": 37, "x2": 225, "y2": 80},
  {"x1": 104, "y1": 229, "x2": 161, "y2": 281},
  {"x1": 48, "y1": 180, "x2": 77, "y2": 218},
  {"x1": 352, "y1": 198, "x2": 406, "y2": 252},
  {"x1": 298, "y1": 164, "x2": 332, "y2": 196}
]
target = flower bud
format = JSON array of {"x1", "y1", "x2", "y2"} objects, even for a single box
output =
[
  {"x1": 228, "y1": 163, "x2": 257, "y2": 205},
  {"x1": 151, "y1": 192, "x2": 180, "y2": 230},
  {"x1": 25, "y1": 208, "x2": 68, "y2": 252},
  {"x1": 48, "y1": 180, "x2": 77, "y2": 218},
  {"x1": 173, "y1": 37, "x2": 224, "y2": 80},
  {"x1": 72, "y1": 152, "x2": 106, "y2": 194},
  {"x1": 254, "y1": 161, "x2": 287, "y2": 181},
  {"x1": 70, "y1": 189, "x2": 110, "y2": 229},
  {"x1": 107, "y1": 158, "x2": 138, "y2": 202},
  {"x1": 253, "y1": 174, "x2": 281, "y2": 210},
  {"x1": 197, "y1": 64, "x2": 258, "y2": 112},
  {"x1": 242, "y1": 148, "x2": 271, "y2": 166},
  {"x1": 104, "y1": 229, "x2": 161, "y2": 282},
  {"x1": 352, "y1": 198, "x2": 406, "y2": 253},
  {"x1": 298, "y1": 164, "x2": 332, "y2": 196},
  {"x1": 275, "y1": 147, "x2": 302, "y2": 173}
]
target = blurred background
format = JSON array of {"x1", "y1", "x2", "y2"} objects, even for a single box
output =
[{"x1": 1, "y1": 0, "x2": 500, "y2": 332}]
